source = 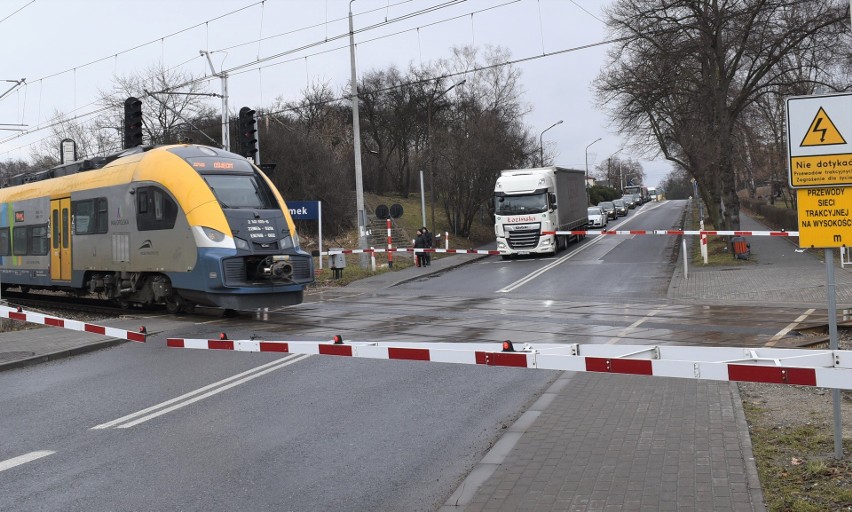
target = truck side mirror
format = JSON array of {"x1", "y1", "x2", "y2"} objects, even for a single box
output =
[{"x1": 550, "y1": 193, "x2": 557, "y2": 209}]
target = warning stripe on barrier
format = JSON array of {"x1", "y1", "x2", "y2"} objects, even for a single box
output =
[
  {"x1": 321, "y1": 230, "x2": 797, "y2": 256},
  {"x1": 544, "y1": 230, "x2": 798, "y2": 237},
  {"x1": 0, "y1": 305, "x2": 147, "y2": 343},
  {"x1": 166, "y1": 338, "x2": 852, "y2": 390},
  {"x1": 323, "y1": 248, "x2": 501, "y2": 256}
]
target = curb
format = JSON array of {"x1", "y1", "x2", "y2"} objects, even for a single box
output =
[
  {"x1": 730, "y1": 382, "x2": 767, "y2": 512},
  {"x1": 0, "y1": 337, "x2": 127, "y2": 373}
]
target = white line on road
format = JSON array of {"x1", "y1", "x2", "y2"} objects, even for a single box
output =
[
  {"x1": 767, "y1": 308, "x2": 816, "y2": 345},
  {"x1": 495, "y1": 204, "x2": 663, "y2": 293},
  {"x1": 607, "y1": 308, "x2": 663, "y2": 344},
  {"x1": 92, "y1": 353, "x2": 310, "y2": 430},
  {"x1": 0, "y1": 451, "x2": 55, "y2": 473}
]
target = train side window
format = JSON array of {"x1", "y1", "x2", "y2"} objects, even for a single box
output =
[
  {"x1": 62, "y1": 208, "x2": 69, "y2": 248},
  {"x1": 136, "y1": 186, "x2": 178, "y2": 231},
  {"x1": 72, "y1": 198, "x2": 109, "y2": 235},
  {"x1": 29, "y1": 225, "x2": 49, "y2": 255},
  {"x1": 0, "y1": 228, "x2": 9, "y2": 256},
  {"x1": 13, "y1": 226, "x2": 27, "y2": 255},
  {"x1": 53, "y1": 209, "x2": 60, "y2": 249}
]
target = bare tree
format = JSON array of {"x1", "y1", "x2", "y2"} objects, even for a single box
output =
[
  {"x1": 597, "y1": 0, "x2": 849, "y2": 229},
  {"x1": 99, "y1": 62, "x2": 217, "y2": 147}
]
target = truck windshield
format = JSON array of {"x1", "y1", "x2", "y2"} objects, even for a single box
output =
[{"x1": 495, "y1": 193, "x2": 548, "y2": 215}]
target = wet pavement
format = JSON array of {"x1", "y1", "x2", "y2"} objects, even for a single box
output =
[{"x1": 1, "y1": 205, "x2": 848, "y2": 511}]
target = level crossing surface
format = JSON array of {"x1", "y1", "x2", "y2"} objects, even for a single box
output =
[{"x1": 0, "y1": 203, "x2": 850, "y2": 511}]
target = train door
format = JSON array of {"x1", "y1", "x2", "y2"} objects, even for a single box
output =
[{"x1": 50, "y1": 198, "x2": 72, "y2": 281}]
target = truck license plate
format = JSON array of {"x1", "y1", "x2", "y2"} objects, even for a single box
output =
[{"x1": 519, "y1": 251, "x2": 529, "y2": 255}]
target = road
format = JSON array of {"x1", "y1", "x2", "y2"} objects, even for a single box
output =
[{"x1": 0, "y1": 200, "x2": 806, "y2": 511}]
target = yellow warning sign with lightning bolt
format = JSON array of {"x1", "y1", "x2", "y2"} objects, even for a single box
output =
[
  {"x1": 801, "y1": 107, "x2": 847, "y2": 147},
  {"x1": 787, "y1": 93, "x2": 852, "y2": 188}
]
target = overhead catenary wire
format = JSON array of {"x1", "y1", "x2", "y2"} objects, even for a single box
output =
[{"x1": 3, "y1": 0, "x2": 609, "y2": 157}]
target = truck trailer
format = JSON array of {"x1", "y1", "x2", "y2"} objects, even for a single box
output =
[{"x1": 493, "y1": 167, "x2": 588, "y2": 258}]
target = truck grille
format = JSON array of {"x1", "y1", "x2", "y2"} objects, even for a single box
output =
[{"x1": 507, "y1": 229, "x2": 540, "y2": 249}]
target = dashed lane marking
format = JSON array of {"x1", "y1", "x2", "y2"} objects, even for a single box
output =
[{"x1": 0, "y1": 451, "x2": 55, "y2": 473}]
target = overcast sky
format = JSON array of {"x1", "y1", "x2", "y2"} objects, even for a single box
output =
[{"x1": 0, "y1": 0, "x2": 672, "y2": 187}]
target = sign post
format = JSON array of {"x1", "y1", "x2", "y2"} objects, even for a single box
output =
[
  {"x1": 287, "y1": 201, "x2": 322, "y2": 270},
  {"x1": 787, "y1": 92, "x2": 851, "y2": 459}
]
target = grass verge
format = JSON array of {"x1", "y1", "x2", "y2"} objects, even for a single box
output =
[{"x1": 744, "y1": 401, "x2": 852, "y2": 511}]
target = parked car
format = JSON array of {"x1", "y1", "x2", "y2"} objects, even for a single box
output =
[
  {"x1": 598, "y1": 201, "x2": 617, "y2": 220},
  {"x1": 621, "y1": 195, "x2": 636, "y2": 209},
  {"x1": 587, "y1": 206, "x2": 608, "y2": 228},
  {"x1": 612, "y1": 199, "x2": 628, "y2": 217}
]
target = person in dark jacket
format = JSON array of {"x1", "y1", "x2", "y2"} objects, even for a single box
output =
[
  {"x1": 421, "y1": 227, "x2": 433, "y2": 266},
  {"x1": 414, "y1": 229, "x2": 426, "y2": 267}
]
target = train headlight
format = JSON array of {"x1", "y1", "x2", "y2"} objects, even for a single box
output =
[
  {"x1": 279, "y1": 235, "x2": 295, "y2": 250},
  {"x1": 234, "y1": 237, "x2": 250, "y2": 250},
  {"x1": 201, "y1": 227, "x2": 226, "y2": 242}
]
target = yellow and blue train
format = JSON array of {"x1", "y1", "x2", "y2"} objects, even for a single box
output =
[{"x1": 0, "y1": 144, "x2": 314, "y2": 313}]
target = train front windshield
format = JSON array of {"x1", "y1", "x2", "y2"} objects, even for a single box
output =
[
  {"x1": 187, "y1": 157, "x2": 278, "y2": 210},
  {"x1": 202, "y1": 174, "x2": 277, "y2": 209}
]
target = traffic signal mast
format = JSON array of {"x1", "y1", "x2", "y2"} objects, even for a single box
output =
[
  {"x1": 123, "y1": 97, "x2": 143, "y2": 149},
  {"x1": 238, "y1": 106, "x2": 258, "y2": 163}
]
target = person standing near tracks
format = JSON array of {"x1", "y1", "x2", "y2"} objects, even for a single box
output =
[
  {"x1": 414, "y1": 229, "x2": 427, "y2": 267},
  {"x1": 421, "y1": 227, "x2": 433, "y2": 266}
]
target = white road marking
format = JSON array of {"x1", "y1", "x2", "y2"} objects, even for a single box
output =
[
  {"x1": 767, "y1": 308, "x2": 816, "y2": 345},
  {"x1": 607, "y1": 308, "x2": 663, "y2": 344},
  {"x1": 495, "y1": 203, "x2": 663, "y2": 293},
  {"x1": 92, "y1": 354, "x2": 310, "y2": 430},
  {"x1": 0, "y1": 451, "x2": 55, "y2": 473}
]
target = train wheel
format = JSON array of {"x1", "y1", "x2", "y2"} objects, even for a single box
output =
[
  {"x1": 165, "y1": 293, "x2": 185, "y2": 314},
  {"x1": 20, "y1": 286, "x2": 30, "y2": 294}
]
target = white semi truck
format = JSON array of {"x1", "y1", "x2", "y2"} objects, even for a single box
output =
[{"x1": 493, "y1": 167, "x2": 588, "y2": 258}]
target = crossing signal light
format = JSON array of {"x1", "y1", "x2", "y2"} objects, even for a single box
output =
[
  {"x1": 238, "y1": 106, "x2": 258, "y2": 161},
  {"x1": 123, "y1": 97, "x2": 143, "y2": 149}
]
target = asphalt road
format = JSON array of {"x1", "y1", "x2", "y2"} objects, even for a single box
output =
[{"x1": 0, "y1": 200, "x2": 804, "y2": 511}]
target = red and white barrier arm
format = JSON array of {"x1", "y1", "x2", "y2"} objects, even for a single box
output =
[
  {"x1": 544, "y1": 230, "x2": 799, "y2": 237},
  {"x1": 166, "y1": 337, "x2": 852, "y2": 391},
  {"x1": 0, "y1": 305, "x2": 147, "y2": 342},
  {"x1": 323, "y1": 248, "x2": 501, "y2": 256}
]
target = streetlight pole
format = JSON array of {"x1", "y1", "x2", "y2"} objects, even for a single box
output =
[
  {"x1": 429, "y1": 79, "x2": 465, "y2": 232},
  {"x1": 349, "y1": 0, "x2": 368, "y2": 267},
  {"x1": 539, "y1": 120, "x2": 563, "y2": 166},
  {"x1": 585, "y1": 137, "x2": 602, "y2": 178},
  {"x1": 607, "y1": 148, "x2": 623, "y2": 189}
]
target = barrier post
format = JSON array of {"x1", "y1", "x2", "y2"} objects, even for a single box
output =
[
  {"x1": 387, "y1": 218, "x2": 393, "y2": 269},
  {"x1": 682, "y1": 237, "x2": 688, "y2": 280},
  {"x1": 700, "y1": 233, "x2": 708, "y2": 264},
  {"x1": 445, "y1": 231, "x2": 449, "y2": 250},
  {"x1": 370, "y1": 247, "x2": 376, "y2": 272}
]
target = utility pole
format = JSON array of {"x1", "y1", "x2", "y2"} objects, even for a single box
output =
[
  {"x1": 349, "y1": 0, "x2": 368, "y2": 268},
  {"x1": 200, "y1": 51, "x2": 229, "y2": 151}
]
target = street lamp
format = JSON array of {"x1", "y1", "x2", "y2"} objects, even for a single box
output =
[
  {"x1": 539, "y1": 120, "x2": 563, "y2": 166},
  {"x1": 349, "y1": 0, "x2": 368, "y2": 267},
  {"x1": 428, "y1": 79, "x2": 466, "y2": 232},
  {"x1": 584, "y1": 137, "x2": 602, "y2": 178},
  {"x1": 607, "y1": 148, "x2": 623, "y2": 188}
]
